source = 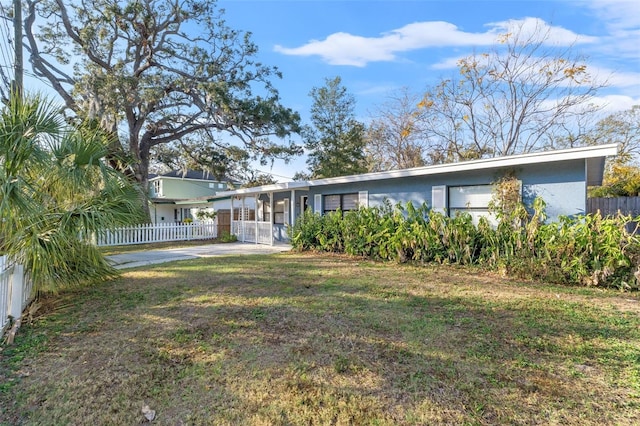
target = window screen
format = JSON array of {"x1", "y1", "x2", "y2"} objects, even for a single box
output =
[
  {"x1": 323, "y1": 195, "x2": 341, "y2": 212},
  {"x1": 448, "y1": 185, "x2": 497, "y2": 226},
  {"x1": 449, "y1": 185, "x2": 493, "y2": 209},
  {"x1": 323, "y1": 193, "x2": 360, "y2": 212},
  {"x1": 342, "y1": 193, "x2": 359, "y2": 210},
  {"x1": 358, "y1": 191, "x2": 369, "y2": 208}
]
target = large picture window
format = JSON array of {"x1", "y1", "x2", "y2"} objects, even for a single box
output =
[{"x1": 323, "y1": 193, "x2": 360, "y2": 213}]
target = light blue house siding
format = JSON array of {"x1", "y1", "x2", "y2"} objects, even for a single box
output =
[
  {"x1": 307, "y1": 159, "x2": 587, "y2": 222},
  {"x1": 271, "y1": 190, "x2": 309, "y2": 242},
  {"x1": 209, "y1": 144, "x2": 617, "y2": 244}
]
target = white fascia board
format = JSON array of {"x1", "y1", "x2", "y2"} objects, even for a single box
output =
[
  {"x1": 174, "y1": 200, "x2": 211, "y2": 205},
  {"x1": 210, "y1": 181, "x2": 310, "y2": 199},
  {"x1": 307, "y1": 144, "x2": 619, "y2": 187},
  {"x1": 153, "y1": 176, "x2": 220, "y2": 183}
]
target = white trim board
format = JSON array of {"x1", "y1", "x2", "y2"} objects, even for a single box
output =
[
  {"x1": 210, "y1": 144, "x2": 618, "y2": 199},
  {"x1": 306, "y1": 144, "x2": 618, "y2": 187}
]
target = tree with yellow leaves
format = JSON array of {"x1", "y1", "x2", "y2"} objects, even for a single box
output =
[
  {"x1": 365, "y1": 88, "x2": 428, "y2": 172},
  {"x1": 417, "y1": 20, "x2": 605, "y2": 163}
]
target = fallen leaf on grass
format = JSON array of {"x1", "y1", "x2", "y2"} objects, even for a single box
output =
[{"x1": 142, "y1": 404, "x2": 156, "y2": 422}]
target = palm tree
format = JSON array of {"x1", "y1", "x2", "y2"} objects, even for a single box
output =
[{"x1": 0, "y1": 93, "x2": 143, "y2": 293}]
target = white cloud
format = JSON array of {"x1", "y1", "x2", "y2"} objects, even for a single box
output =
[
  {"x1": 588, "y1": 94, "x2": 640, "y2": 113},
  {"x1": 587, "y1": 0, "x2": 640, "y2": 31},
  {"x1": 584, "y1": 0, "x2": 640, "y2": 60},
  {"x1": 431, "y1": 56, "x2": 463, "y2": 70},
  {"x1": 586, "y1": 65, "x2": 640, "y2": 89},
  {"x1": 485, "y1": 17, "x2": 598, "y2": 45},
  {"x1": 274, "y1": 18, "x2": 597, "y2": 67}
]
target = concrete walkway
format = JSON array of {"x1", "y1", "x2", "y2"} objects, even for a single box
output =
[{"x1": 107, "y1": 242, "x2": 291, "y2": 270}]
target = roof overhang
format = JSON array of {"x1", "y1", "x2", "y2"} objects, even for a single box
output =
[
  {"x1": 586, "y1": 157, "x2": 608, "y2": 186},
  {"x1": 210, "y1": 181, "x2": 310, "y2": 199},
  {"x1": 208, "y1": 144, "x2": 618, "y2": 198},
  {"x1": 174, "y1": 199, "x2": 210, "y2": 205},
  {"x1": 307, "y1": 144, "x2": 618, "y2": 186},
  {"x1": 149, "y1": 198, "x2": 211, "y2": 205}
]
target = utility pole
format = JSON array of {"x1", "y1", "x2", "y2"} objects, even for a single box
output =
[{"x1": 13, "y1": 0, "x2": 23, "y2": 98}]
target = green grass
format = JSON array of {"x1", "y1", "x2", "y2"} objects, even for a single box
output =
[{"x1": 1, "y1": 252, "x2": 640, "y2": 425}]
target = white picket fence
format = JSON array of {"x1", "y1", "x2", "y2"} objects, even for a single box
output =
[
  {"x1": 95, "y1": 221, "x2": 218, "y2": 247},
  {"x1": 1, "y1": 255, "x2": 34, "y2": 334}
]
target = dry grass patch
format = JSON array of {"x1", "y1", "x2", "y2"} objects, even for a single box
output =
[{"x1": 1, "y1": 252, "x2": 639, "y2": 425}]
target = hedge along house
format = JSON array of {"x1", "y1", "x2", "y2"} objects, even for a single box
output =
[{"x1": 210, "y1": 144, "x2": 618, "y2": 245}]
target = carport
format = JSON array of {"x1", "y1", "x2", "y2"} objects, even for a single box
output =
[{"x1": 211, "y1": 182, "x2": 310, "y2": 245}]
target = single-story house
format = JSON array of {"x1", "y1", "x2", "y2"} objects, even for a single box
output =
[
  {"x1": 210, "y1": 144, "x2": 618, "y2": 245},
  {"x1": 148, "y1": 170, "x2": 237, "y2": 223}
]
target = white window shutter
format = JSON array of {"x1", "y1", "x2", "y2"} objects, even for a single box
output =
[
  {"x1": 283, "y1": 198, "x2": 290, "y2": 224},
  {"x1": 314, "y1": 194, "x2": 322, "y2": 214},
  {"x1": 358, "y1": 191, "x2": 369, "y2": 208},
  {"x1": 431, "y1": 185, "x2": 446, "y2": 214}
]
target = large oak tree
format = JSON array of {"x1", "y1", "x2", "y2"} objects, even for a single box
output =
[{"x1": 23, "y1": 0, "x2": 301, "y2": 201}]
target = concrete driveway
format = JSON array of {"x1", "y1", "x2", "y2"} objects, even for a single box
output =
[{"x1": 107, "y1": 242, "x2": 291, "y2": 270}]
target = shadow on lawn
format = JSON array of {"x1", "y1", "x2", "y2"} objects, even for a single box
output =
[{"x1": 3, "y1": 253, "x2": 639, "y2": 425}]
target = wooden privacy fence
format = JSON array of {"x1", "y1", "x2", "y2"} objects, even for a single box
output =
[
  {"x1": 587, "y1": 197, "x2": 640, "y2": 217},
  {"x1": 95, "y1": 221, "x2": 218, "y2": 247},
  {"x1": 1, "y1": 256, "x2": 34, "y2": 335}
]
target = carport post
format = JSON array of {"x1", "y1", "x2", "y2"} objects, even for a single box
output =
[
  {"x1": 254, "y1": 193, "x2": 258, "y2": 244},
  {"x1": 241, "y1": 196, "x2": 246, "y2": 242},
  {"x1": 269, "y1": 192, "x2": 274, "y2": 246},
  {"x1": 230, "y1": 196, "x2": 234, "y2": 239},
  {"x1": 290, "y1": 189, "x2": 295, "y2": 227}
]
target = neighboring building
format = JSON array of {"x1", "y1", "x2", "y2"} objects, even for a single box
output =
[
  {"x1": 149, "y1": 170, "x2": 235, "y2": 223},
  {"x1": 210, "y1": 144, "x2": 618, "y2": 245}
]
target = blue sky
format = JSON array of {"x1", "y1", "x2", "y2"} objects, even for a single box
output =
[
  {"x1": 218, "y1": 0, "x2": 640, "y2": 180},
  {"x1": 2, "y1": 0, "x2": 638, "y2": 181}
]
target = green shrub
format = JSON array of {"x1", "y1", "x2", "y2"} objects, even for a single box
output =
[
  {"x1": 289, "y1": 197, "x2": 640, "y2": 290},
  {"x1": 218, "y1": 231, "x2": 238, "y2": 243}
]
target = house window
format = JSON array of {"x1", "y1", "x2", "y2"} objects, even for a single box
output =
[
  {"x1": 152, "y1": 180, "x2": 162, "y2": 197},
  {"x1": 274, "y1": 200, "x2": 285, "y2": 224},
  {"x1": 261, "y1": 200, "x2": 271, "y2": 222},
  {"x1": 448, "y1": 185, "x2": 498, "y2": 226},
  {"x1": 323, "y1": 193, "x2": 360, "y2": 213}
]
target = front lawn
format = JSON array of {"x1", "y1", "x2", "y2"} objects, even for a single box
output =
[{"x1": 1, "y1": 253, "x2": 639, "y2": 425}]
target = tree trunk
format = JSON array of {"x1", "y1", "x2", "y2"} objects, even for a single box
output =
[{"x1": 135, "y1": 151, "x2": 151, "y2": 223}]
